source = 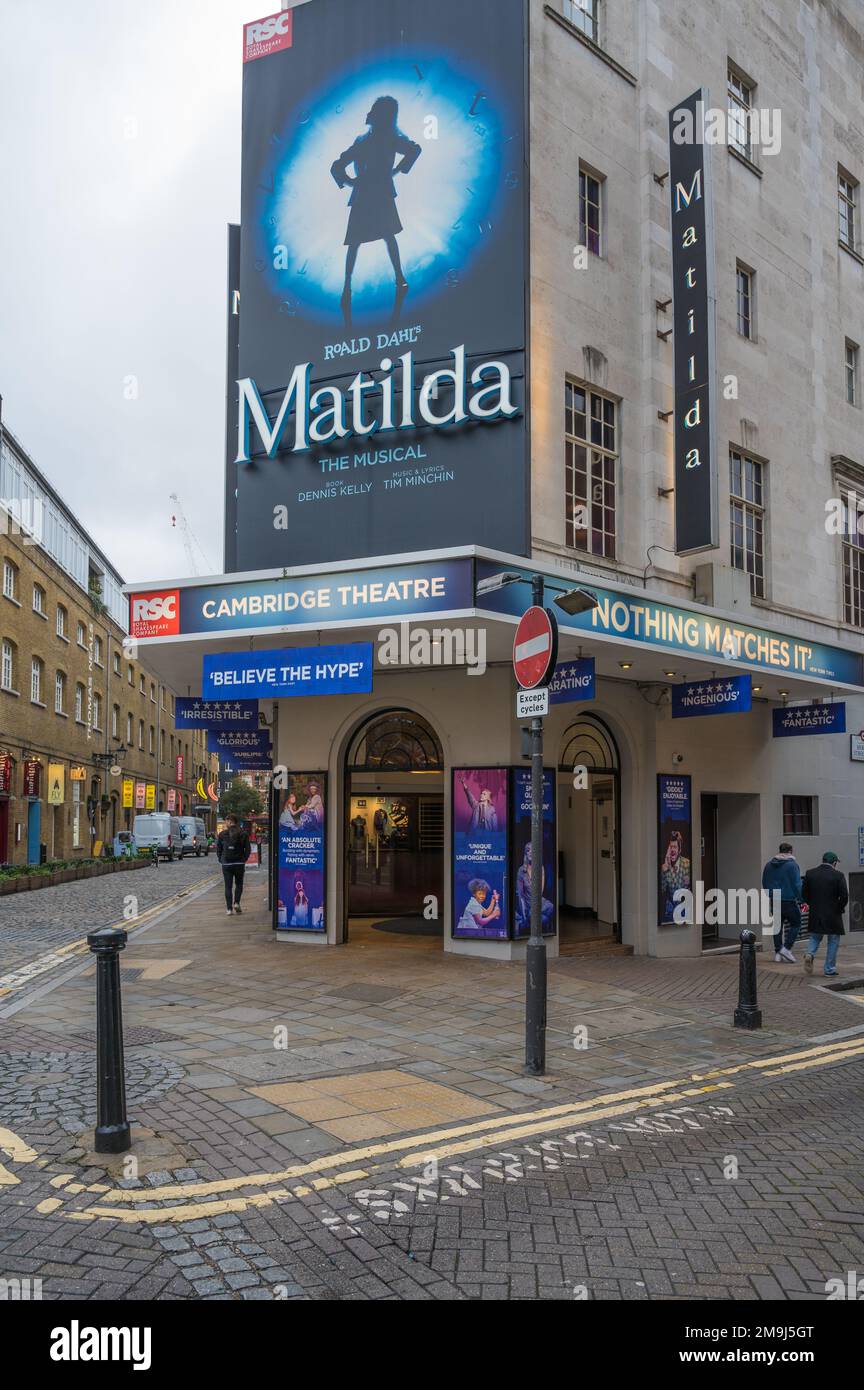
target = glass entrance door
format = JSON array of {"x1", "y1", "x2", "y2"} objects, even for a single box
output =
[{"x1": 347, "y1": 792, "x2": 442, "y2": 917}]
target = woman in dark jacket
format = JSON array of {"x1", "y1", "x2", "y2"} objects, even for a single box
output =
[{"x1": 802, "y1": 852, "x2": 848, "y2": 976}]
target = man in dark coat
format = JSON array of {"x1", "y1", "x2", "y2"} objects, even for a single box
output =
[
  {"x1": 216, "y1": 815, "x2": 251, "y2": 916},
  {"x1": 802, "y1": 852, "x2": 848, "y2": 977}
]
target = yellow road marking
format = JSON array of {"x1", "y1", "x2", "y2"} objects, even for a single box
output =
[
  {"x1": 0, "y1": 1126, "x2": 38, "y2": 1164},
  {"x1": 85, "y1": 1076, "x2": 704, "y2": 1204},
  {"x1": 396, "y1": 1083, "x2": 732, "y2": 1167},
  {"x1": 761, "y1": 1042, "x2": 864, "y2": 1076},
  {"x1": 691, "y1": 1036, "x2": 864, "y2": 1081},
  {"x1": 85, "y1": 1035, "x2": 863, "y2": 1208},
  {"x1": 0, "y1": 1164, "x2": 20, "y2": 1187},
  {"x1": 36, "y1": 1198, "x2": 63, "y2": 1214},
  {"x1": 43, "y1": 1035, "x2": 862, "y2": 1225}
]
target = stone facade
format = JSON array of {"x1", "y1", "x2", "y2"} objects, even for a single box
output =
[{"x1": 530, "y1": 0, "x2": 864, "y2": 647}]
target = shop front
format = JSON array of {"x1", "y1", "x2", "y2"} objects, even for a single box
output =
[{"x1": 125, "y1": 544, "x2": 864, "y2": 960}]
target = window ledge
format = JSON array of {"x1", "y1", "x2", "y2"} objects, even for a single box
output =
[
  {"x1": 839, "y1": 240, "x2": 864, "y2": 267},
  {"x1": 729, "y1": 147, "x2": 763, "y2": 179},
  {"x1": 31, "y1": 699, "x2": 46, "y2": 709},
  {"x1": 57, "y1": 633, "x2": 69, "y2": 644},
  {"x1": 33, "y1": 609, "x2": 48, "y2": 620},
  {"x1": 1, "y1": 685, "x2": 20, "y2": 698},
  {"x1": 543, "y1": 5, "x2": 637, "y2": 86},
  {"x1": 3, "y1": 594, "x2": 22, "y2": 608},
  {"x1": 55, "y1": 710, "x2": 68, "y2": 719}
]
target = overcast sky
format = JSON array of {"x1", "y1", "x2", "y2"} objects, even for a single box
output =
[{"x1": 0, "y1": 0, "x2": 259, "y2": 584}]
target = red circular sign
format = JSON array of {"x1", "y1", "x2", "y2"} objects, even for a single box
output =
[{"x1": 513, "y1": 607, "x2": 558, "y2": 690}]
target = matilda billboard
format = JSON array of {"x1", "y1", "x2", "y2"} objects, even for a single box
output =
[{"x1": 234, "y1": 0, "x2": 528, "y2": 570}]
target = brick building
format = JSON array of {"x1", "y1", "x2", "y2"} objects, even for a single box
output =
[{"x1": 0, "y1": 424, "x2": 218, "y2": 865}]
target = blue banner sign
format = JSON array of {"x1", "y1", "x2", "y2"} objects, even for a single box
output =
[
  {"x1": 175, "y1": 698, "x2": 259, "y2": 730},
  {"x1": 476, "y1": 562, "x2": 864, "y2": 689},
  {"x1": 511, "y1": 768, "x2": 557, "y2": 939},
  {"x1": 203, "y1": 642, "x2": 373, "y2": 700},
  {"x1": 657, "y1": 774, "x2": 692, "y2": 926},
  {"x1": 672, "y1": 675, "x2": 751, "y2": 719},
  {"x1": 139, "y1": 559, "x2": 474, "y2": 638},
  {"x1": 452, "y1": 769, "x2": 509, "y2": 941},
  {"x1": 772, "y1": 703, "x2": 846, "y2": 738},
  {"x1": 548, "y1": 658, "x2": 596, "y2": 706},
  {"x1": 207, "y1": 730, "x2": 272, "y2": 755},
  {"x1": 221, "y1": 754, "x2": 274, "y2": 772},
  {"x1": 276, "y1": 775, "x2": 327, "y2": 932}
]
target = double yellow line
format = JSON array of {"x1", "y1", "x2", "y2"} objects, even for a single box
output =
[{"x1": 39, "y1": 1034, "x2": 864, "y2": 1225}]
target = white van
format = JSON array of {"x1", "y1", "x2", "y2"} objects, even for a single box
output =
[
  {"x1": 132, "y1": 813, "x2": 184, "y2": 861},
  {"x1": 177, "y1": 816, "x2": 209, "y2": 858}
]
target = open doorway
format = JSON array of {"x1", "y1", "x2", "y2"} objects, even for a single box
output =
[
  {"x1": 344, "y1": 709, "x2": 444, "y2": 946},
  {"x1": 557, "y1": 715, "x2": 621, "y2": 948}
]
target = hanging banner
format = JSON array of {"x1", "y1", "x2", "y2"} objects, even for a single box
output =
[
  {"x1": 175, "y1": 755, "x2": 184, "y2": 784},
  {"x1": 773, "y1": 703, "x2": 846, "y2": 738},
  {"x1": 175, "y1": 698, "x2": 260, "y2": 730},
  {"x1": 658, "y1": 774, "x2": 693, "y2": 925},
  {"x1": 0, "y1": 754, "x2": 12, "y2": 795},
  {"x1": 452, "y1": 769, "x2": 509, "y2": 940},
  {"x1": 548, "y1": 658, "x2": 596, "y2": 706},
  {"x1": 122, "y1": 777, "x2": 134, "y2": 809},
  {"x1": 207, "y1": 730, "x2": 272, "y2": 755},
  {"x1": 145, "y1": 784, "x2": 156, "y2": 810},
  {"x1": 669, "y1": 88, "x2": 718, "y2": 555},
  {"x1": 202, "y1": 641, "x2": 373, "y2": 700},
  {"x1": 47, "y1": 763, "x2": 65, "y2": 805},
  {"x1": 511, "y1": 768, "x2": 557, "y2": 938},
  {"x1": 672, "y1": 674, "x2": 752, "y2": 718},
  {"x1": 23, "y1": 759, "x2": 41, "y2": 798},
  {"x1": 167, "y1": 788, "x2": 176, "y2": 812},
  {"x1": 135, "y1": 782, "x2": 146, "y2": 810},
  {"x1": 275, "y1": 774, "x2": 326, "y2": 932}
]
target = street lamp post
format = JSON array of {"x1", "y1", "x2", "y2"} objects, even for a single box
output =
[
  {"x1": 525, "y1": 572, "x2": 547, "y2": 1074},
  {"x1": 477, "y1": 570, "x2": 599, "y2": 1076}
]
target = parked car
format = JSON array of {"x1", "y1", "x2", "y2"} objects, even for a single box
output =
[
  {"x1": 132, "y1": 813, "x2": 184, "y2": 861},
  {"x1": 177, "y1": 816, "x2": 209, "y2": 858}
]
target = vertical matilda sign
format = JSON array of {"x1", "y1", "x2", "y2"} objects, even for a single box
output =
[{"x1": 669, "y1": 89, "x2": 718, "y2": 555}]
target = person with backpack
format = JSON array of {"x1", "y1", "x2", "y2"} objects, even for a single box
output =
[
  {"x1": 802, "y1": 851, "x2": 848, "y2": 977},
  {"x1": 761, "y1": 842, "x2": 803, "y2": 962},
  {"x1": 216, "y1": 815, "x2": 251, "y2": 915}
]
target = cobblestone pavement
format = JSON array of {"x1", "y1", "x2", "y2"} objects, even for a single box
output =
[
  {"x1": 0, "y1": 855, "x2": 218, "y2": 971},
  {"x1": 1, "y1": 875, "x2": 862, "y2": 1301}
]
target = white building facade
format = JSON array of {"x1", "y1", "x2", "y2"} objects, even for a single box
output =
[{"x1": 130, "y1": 0, "x2": 864, "y2": 960}]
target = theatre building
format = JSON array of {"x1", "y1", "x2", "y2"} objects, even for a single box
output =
[{"x1": 130, "y1": 0, "x2": 864, "y2": 958}]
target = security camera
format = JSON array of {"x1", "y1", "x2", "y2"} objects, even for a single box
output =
[{"x1": 671, "y1": 752, "x2": 684, "y2": 766}]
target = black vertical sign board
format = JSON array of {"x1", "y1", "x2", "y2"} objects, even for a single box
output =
[{"x1": 668, "y1": 90, "x2": 718, "y2": 555}]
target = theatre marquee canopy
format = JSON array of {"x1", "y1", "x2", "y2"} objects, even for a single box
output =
[{"x1": 125, "y1": 546, "x2": 864, "y2": 700}]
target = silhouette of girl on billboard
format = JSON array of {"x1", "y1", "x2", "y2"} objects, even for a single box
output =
[{"x1": 331, "y1": 96, "x2": 422, "y2": 327}]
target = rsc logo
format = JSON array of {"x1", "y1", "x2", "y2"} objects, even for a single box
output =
[{"x1": 130, "y1": 591, "x2": 180, "y2": 635}]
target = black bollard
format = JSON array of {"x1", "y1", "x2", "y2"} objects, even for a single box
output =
[
  {"x1": 733, "y1": 928, "x2": 762, "y2": 1030},
  {"x1": 87, "y1": 927, "x2": 132, "y2": 1153}
]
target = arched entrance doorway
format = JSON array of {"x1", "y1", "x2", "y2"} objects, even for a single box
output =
[
  {"x1": 343, "y1": 708, "x2": 444, "y2": 939},
  {"x1": 557, "y1": 714, "x2": 621, "y2": 945}
]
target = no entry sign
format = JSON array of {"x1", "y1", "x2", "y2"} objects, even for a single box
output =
[{"x1": 513, "y1": 607, "x2": 559, "y2": 690}]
